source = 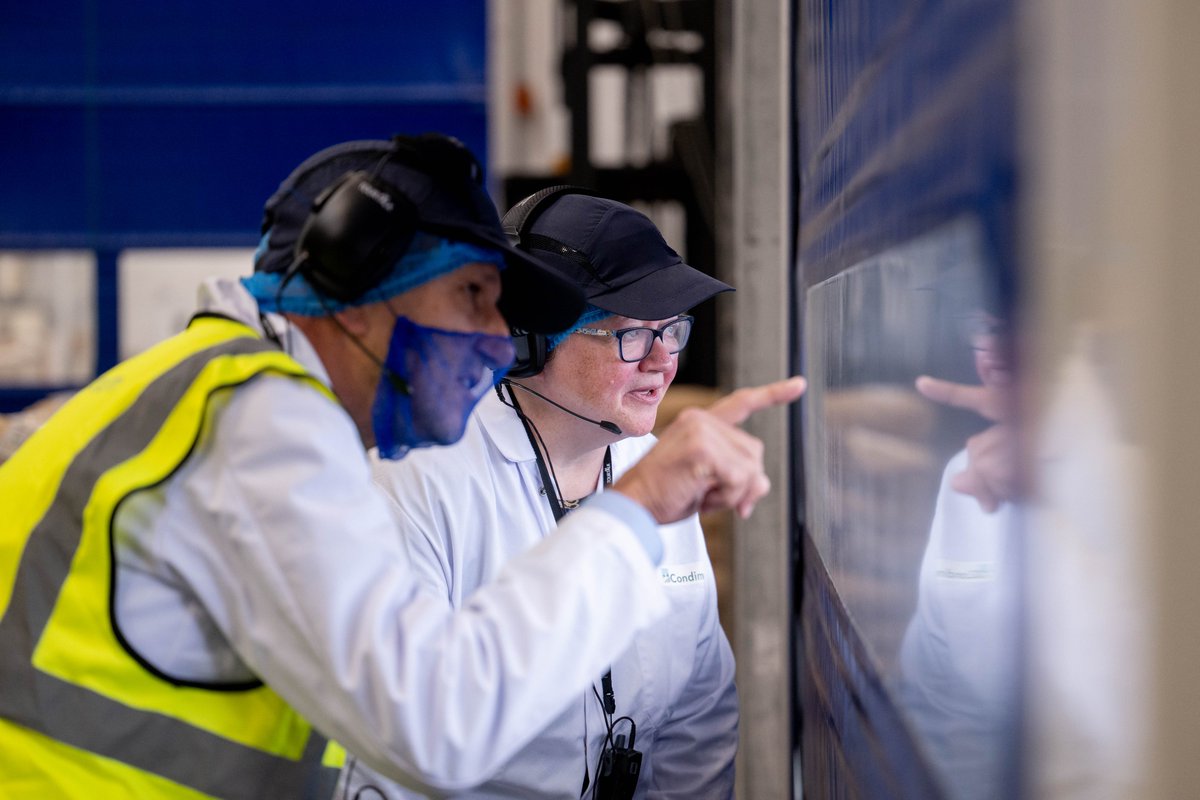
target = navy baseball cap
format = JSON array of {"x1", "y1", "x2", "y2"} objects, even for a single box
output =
[
  {"x1": 504, "y1": 190, "x2": 732, "y2": 320},
  {"x1": 255, "y1": 134, "x2": 585, "y2": 334}
]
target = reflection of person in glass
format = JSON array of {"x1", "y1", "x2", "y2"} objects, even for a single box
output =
[
  {"x1": 898, "y1": 310, "x2": 1021, "y2": 800},
  {"x1": 916, "y1": 313, "x2": 1021, "y2": 511}
]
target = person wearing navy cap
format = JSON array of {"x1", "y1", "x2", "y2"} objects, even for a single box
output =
[
  {"x1": 368, "y1": 189, "x2": 741, "y2": 799},
  {"x1": 0, "y1": 139, "x2": 802, "y2": 798}
]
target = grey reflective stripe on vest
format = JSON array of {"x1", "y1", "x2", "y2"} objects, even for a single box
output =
[{"x1": 0, "y1": 335, "x2": 335, "y2": 800}]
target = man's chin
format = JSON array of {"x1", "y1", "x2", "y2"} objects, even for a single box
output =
[{"x1": 419, "y1": 413, "x2": 473, "y2": 447}]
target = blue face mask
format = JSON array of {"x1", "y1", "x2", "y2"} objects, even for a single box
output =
[{"x1": 372, "y1": 316, "x2": 516, "y2": 460}]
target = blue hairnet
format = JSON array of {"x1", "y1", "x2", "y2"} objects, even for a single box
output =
[
  {"x1": 545, "y1": 304, "x2": 613, "y2": 352},
  {"x1": 242, "y1": 230, "x2": 506, "y2": 316}
]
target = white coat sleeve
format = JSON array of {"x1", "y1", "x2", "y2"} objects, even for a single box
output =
[
  {"x1": 643, "y1": 519, "x2": 739, "y2": 799},
  {"x1": 386, "y1": 488, "x2": 457, "y2": 605},
  {"x1": 164, "y1": 375, "x2": 672, "y2": 791}
]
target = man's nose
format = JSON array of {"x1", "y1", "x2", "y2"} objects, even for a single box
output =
[{"x1": 482, "y1": 304, "x2": 512, "y2": 338}]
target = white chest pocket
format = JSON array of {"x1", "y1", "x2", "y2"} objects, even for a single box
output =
[{"x1": 619, "y1": 559, "x2": 710, "y2": 728}]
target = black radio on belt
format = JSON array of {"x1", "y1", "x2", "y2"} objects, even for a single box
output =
[
  {"x1": 593, "y1": 731, "x2": 642, "y2": 800},
  {"x1": 586, "y1": 670, "x2": 643, "y2": 800}
]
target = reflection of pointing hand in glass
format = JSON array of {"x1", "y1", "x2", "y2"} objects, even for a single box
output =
[{"x1": 916, "y1": 313, "x2": 1021, "y2": 512}]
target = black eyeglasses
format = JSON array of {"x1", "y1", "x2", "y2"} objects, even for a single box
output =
[{"x1": 573, "y1": 315, "x2": 694, "y2": 363}]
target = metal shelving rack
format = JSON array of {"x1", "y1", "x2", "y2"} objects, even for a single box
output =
[{"x1": 503, "y1": 0, "x2": 721, "y2": 386}]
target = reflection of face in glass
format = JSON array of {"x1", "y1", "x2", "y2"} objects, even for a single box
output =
[{"x1": 964, "y1": 313, "x2": 1012, "y2": 389}]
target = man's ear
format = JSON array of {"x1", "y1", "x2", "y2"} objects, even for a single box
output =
[{"x1": 333, "y1": 303, "x2": 373, "y2": 337}]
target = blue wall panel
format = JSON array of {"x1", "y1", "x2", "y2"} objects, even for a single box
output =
[
  {"x1": 0, "y1": 1, "x2": 488, "y2": 407},
  {"x1": 0, "y1": 1, "x2": 488, "y2": 248},
  {"x1": 0, "y1": 109, "x2": 91, "y2": 237},
  {"x1": 2, "y1": 104, "x2": 486, "y2": 247},
  {"x1": 2, "y1": 2, "x2": 486, "y2": 88}
]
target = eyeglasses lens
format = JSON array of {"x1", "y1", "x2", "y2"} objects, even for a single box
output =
[
  {"x1": 618, "y1": 318, "x2": 692, "y2": 362},
  {"x1": 662, "y1": 317, "x2": 691, "y2": 352}
]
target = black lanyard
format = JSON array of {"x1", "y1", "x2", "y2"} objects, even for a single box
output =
[
  {"x1": 502, "y1": 384, "x2": 621, "y2": 795},
  {"x1": 505, "y1": 384, "x2": 613, "y2": 522}
]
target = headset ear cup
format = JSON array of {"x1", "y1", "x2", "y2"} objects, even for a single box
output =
[
  {"x1": 295, "y1": 170, "x2": 418, "y2": 303},
  {"x1": 507, "y1": 328, "x2": 547, "y2": 378}
]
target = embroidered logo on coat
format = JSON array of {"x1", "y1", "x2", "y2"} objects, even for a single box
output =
[
  {"x1": 934, "y1": 559, "x2": 995, "y2": 581},
  {"x1": 660, "y1": 561, "x2": 708, "y2": 586}
]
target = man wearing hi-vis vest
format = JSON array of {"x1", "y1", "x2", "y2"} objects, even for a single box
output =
[{"x1": 0, "y1": 133, "x2": 803, "y2": 798}]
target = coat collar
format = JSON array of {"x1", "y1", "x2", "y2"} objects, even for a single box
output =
[
  {"x1": 476, "y1": 386, "x2": 539, "y2": 464},
  {"x1": 196, "y1": 276, "x2": 333, "y2": 390}
]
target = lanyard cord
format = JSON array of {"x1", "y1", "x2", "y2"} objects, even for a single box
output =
[
  {"x1": 496, "y1": 384, "x2": 620, "y2": 795},
  {"x1": 498, "y1": 383, "x2": 613, "y2": 521}
]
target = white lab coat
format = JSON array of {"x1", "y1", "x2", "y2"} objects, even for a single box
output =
[
  {"x1": 366, "y1": 389, "x2": 738, "y2": 799},
  {"x1": 897, "y1": 449, "x2": 1020, "y2": 800},
  {"x1": 111, "y1": 277, "x2": 672, "y2": 794}
]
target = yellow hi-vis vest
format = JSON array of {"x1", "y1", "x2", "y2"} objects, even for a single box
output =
[{"x1": 0, "y1": 315, "x2": 347, "y2": 799}]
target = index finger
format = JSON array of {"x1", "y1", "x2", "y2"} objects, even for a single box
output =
[
  {"x1": 915, "y1": 375, "x2": 989, "y2": 415},
  {"x1": 708, "y1": 376, "x2": 807, "y2": 426}
]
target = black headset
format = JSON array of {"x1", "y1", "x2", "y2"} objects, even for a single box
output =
[
  {"x1": 288, "y1": 134, "x2": 484, "y2": 303},
  {"x1": 500, "y1": 185, "x2": 598, "y2": 377}
]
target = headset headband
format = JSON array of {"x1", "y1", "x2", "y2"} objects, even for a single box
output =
[
  {"x1": 502, "y1": 185, "x2": 598, "y2": 377},
  {"x1": 292, "y1": 135, "x2": 488, "y2": 303},
  {"x1": 501, "y1": 185, "x2": 598, "y2": 248}
]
